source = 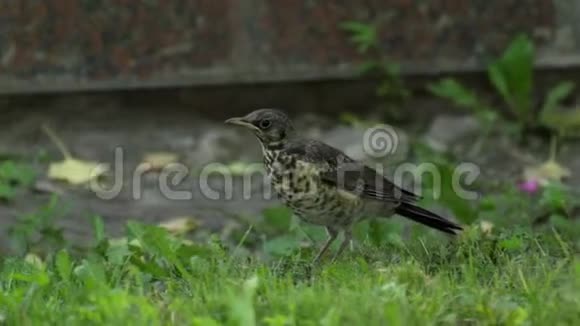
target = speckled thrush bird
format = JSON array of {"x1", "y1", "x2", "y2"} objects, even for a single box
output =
[{"x1": 226, "y1": 109, "x2": 462, "y2": 264}]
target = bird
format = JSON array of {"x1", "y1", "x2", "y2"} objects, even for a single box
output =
[{"x1": 226, "y1": 109, "x2": 462, "y2": 264}]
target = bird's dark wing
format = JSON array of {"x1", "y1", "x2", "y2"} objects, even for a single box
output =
[{"x1": 283, "y1": 139, "x2": 420, "y2": 204}]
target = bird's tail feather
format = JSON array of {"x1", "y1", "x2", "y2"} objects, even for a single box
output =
[{"x1": 394, "y1": 203, "x2": 462, "y2": 235}]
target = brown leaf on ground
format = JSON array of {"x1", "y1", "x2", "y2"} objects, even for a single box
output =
[
  {"x1": 524, "y1": 160, "x2": 571, "y2": 185},
  {"x1": 141, "y1": 152, "x2": 180, "y2": 172},
  {"x1": 158, "y1": 216, "x2": 200, "y2": 235},
  {"x1": 48, "y1": 158, "x2": 109, "y2": 185}
]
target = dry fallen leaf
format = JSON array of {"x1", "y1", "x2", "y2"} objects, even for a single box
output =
[
  {"x1": 48, "y1": 158, "x2": 109, "y2": 185},
  {"x1": 523, "y1": 160, "x2": 571, "y2": 185},
  {"x1": 158, "y1": 216, "x2": 200, "y2": 235},
  {"x1": 25, "y1": 253, "x2": 45, "y2": 270},
  {"x1": 43, "y1": 125, "x2": 109, "y2": 185},
  {"x1": 202, "y1": 161, "x2": 263, "y2": 176},
  {"x1": 479, "y1": 220, "x2": 494, "y2": 235},
  {"x1": 141, "y1": 152, "x2": 180, "y2": 171}
]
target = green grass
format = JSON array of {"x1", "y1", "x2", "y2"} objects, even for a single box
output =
[
  {"x1": 1, "y1": 156, "x2": 579, "y2": 325},
  {"x1": 1, "y1": 220, "x2": 579, "y2": 325}
]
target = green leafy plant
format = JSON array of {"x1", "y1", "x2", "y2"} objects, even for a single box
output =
[
  {"x1": 428, "y1": 78, "x2": 499, "y2": 152},
  {"x1": 0, "y1": 161, "x2": 36, "y2": 200},
  {"x1": 429, "y1": 35, "x2": 578, "y2": 138},
  {"x1": 123, "y1": 221, "x2": 224, "y2": 280},
  {"x1": 8, "y1": 196, "x2": 66, "y2": 255},
  {"x1": 341, "y1": 21, "x2": 411, "y2": 121},
  {"x1": 341, "y1": 21, "x2": 377, "y2": 54},
  {"x1": 539, "y1": 82, "x2": 580, "y2": 137},
  {"x1": 532, "y1": 182, "x2": 580, "y2": 232},
  {"x1": 538, "y1": 182, "x2": 576, "y2": 213},
  {"x1": 487, "y1": 35, "x2": 535, "y2": 125}
]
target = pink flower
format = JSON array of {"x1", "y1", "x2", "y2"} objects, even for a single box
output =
[{"x1": 518, "y1": 179, "x2": 540, "y2": 194}]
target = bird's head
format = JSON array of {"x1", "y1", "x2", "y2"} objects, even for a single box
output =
[{"x1": 225, "y1": 109, "x2": 294, "y2": 147}]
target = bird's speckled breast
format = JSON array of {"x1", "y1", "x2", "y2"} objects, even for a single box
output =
[{"x1": 263, "y1": 148, "x2": 365, "y2": 227}]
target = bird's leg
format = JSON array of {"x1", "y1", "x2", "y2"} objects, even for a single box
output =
[
  {"x1": 331, "y1": 229, "x2": 352, "y2": 263},
  {"x1": 311, "y1": 227, "x2": 338, "y2": 265}
]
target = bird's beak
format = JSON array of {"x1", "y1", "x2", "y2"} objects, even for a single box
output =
[{"x1": 225, "y1": 117, "x2": 258, "y2": 130}]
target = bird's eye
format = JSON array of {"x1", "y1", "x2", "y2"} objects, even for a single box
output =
[{"x1": 259, "y1": 119, "x2": 272, "y2": 129}]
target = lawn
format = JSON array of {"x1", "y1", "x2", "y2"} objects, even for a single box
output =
[
  {"x1": 0, "y1": 215, "x2": 578, "y2": 325},
  {"x1": 1, "y1": 134, "x2": 580, "y2": 325}
]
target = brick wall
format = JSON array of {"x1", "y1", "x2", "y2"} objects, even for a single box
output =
[{"x1": 0, "y1": 0, "x2": 576, "y2": 93}]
